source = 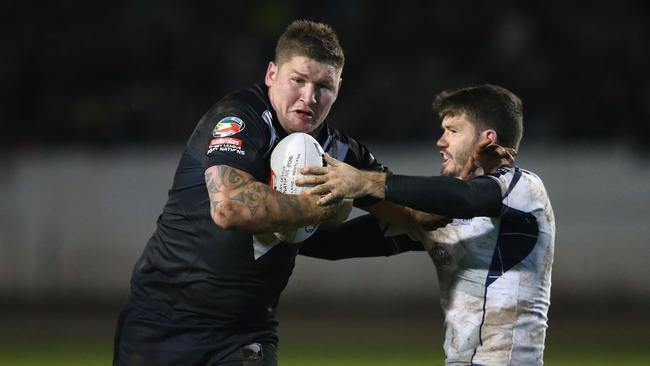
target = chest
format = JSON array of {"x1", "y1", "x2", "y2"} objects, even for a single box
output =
[{"x1": 422, "y1": 217, "x2": 500, "y2": 268}]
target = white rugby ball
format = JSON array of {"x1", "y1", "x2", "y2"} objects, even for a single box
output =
[{"x1": 270, "y1": 132, "x2": 324, "y2": 243}]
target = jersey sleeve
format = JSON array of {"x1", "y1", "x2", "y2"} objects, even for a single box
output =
[
  {"x1": 188, "y1": 100, "x2": 270, "y2": 181},
  {"x1": 485, "y1": 166, "x2": 550, "y2": 214},
  {"x1": 384, "y1": 174, "x2": 503, "y2": 218}
]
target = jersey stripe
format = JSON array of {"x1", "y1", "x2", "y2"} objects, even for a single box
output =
[{"x1": 471, "y1": 166, "x2": 540, "y2": 363}]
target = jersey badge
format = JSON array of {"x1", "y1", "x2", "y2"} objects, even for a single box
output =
[
  {"x1": 213, "y1": 116, "x2": 245, "y2": 137},
  {"x1": 207, "y1": 137, "x2": 245, "y2": 156},
  {"x1": 451, "y1": 218, "x2": 473, "y2": 226},
  {"x1": 431, "y1": 244, "x2": 453, "y2": 267}
]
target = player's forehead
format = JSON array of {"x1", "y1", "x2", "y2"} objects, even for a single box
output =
[
  {"x1": 441, "y1": 113, "x2": 473, "y2": 129},
  {"x1": 278, "y1": 55, "x2": 341, "y2": 83}
]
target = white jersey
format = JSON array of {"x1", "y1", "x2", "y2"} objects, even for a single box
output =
[{"x1": 422, "y1": 166, "x2": 555, "y2": 366}]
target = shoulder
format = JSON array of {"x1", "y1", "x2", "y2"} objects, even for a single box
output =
[
  {"x1": 320, "y1": 125, "x2": 383, "y2": 171},
  {"x1": 205, "y1": 85, "x2": 269, "y2": 126},
  {"x1": 486, "y1": 166, "x2": 551, "y2": 210},
  {"x1": 194, "y1": 85, "x2": 274, "y2": 145}
]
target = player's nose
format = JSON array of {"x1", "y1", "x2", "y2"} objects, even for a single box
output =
[
  {"x1": 300, "y1": 84, "x2": 317, "y2": 105},
  {"x1": 436, "y1": 135, "x2": 447, "y2": 148}
]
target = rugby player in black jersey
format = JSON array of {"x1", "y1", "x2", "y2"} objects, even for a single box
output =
[{"x1": 113, "y1": 20, "x2": 435, "y2": 366}]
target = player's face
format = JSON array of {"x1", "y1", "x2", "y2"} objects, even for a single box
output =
[
  {"x1": 265, "y1": 55, "x2": 342, "y2": 134},
  {"x1": 437, "y1": 114, "x2": 479, "y2": 177}
]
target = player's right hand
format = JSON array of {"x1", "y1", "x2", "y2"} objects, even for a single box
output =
[{"x1": 460, "y1": 137, "x2": 517, "y2": 180}]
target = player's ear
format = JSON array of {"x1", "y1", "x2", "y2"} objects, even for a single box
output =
[
  {"x1": 482, "y1": 129, "x2": 498, "y2": 145},
  {"x1": 331, "y1": 76, "x2": 342, "y2": 101},
  {"x1": 265, "y1": 61, "x2": 278, "y2": 87}
]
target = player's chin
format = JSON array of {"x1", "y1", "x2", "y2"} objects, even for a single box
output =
[
  {"x1": 439, "y1": 161, "x2": 453, "y2": 176},
  {"x1": 288, "y1": 117, "x2": 320, "y2": 134},
  {"x1": 440, "y1": 165, "x2": 458, "y2": 177}
]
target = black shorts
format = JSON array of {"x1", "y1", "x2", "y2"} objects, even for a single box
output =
[{"x1": 113, "y1": 301, "x2": 277, "y2": 366}]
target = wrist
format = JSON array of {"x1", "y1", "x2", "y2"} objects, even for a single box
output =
[
  {"x1": 384, "y1": 172, "x2": 394, "y2": 201},
  {"x1": 362, "y1": 171, "x2": 386, "y2": 199},
  {"x1": 316, "y1": 198, "x2": 340, "y2": 224}
]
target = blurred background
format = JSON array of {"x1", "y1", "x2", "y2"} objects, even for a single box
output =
[{"x1": 2, "y1": 0, "x2": 649, "y2": 364}]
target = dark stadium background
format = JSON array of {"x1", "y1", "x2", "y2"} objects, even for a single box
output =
[{"x1": 2, "y1": 1, "x2": 649, "y2": 365}]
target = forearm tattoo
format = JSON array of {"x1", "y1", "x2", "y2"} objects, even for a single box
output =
[
  {"x1": 205, "y1": 166, "x2": 308, "y2": 221},
  {"x1": 239, "y1": 182, "x2": 271, "y2": 216},
  {"x1": 276, "y1": 191, "x2": 306, "y2": 217}
]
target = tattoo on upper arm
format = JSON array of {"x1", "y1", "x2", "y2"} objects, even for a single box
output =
[
  {"x1": 205, "y1": 166, "x2": 272, "y2": 217},
  {"x1": 227, "y1": 168, "x2": 246, "y2": 188},
  {"x1": 205, "y1": 171, "x2": 220, "y2": 194}
]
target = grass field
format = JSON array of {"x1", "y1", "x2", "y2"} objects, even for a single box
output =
[
  {"x1": 2, "y1": 309, "x2": 648, "y2": 365},
  {"x1": 1, "y1": 341, "x2": 649, "y2": 366}
]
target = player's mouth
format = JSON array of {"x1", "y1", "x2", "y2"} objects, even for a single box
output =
[
  {"x1": 292, "y1": 109, "x2": 314, "y2": 121},
  {"x1": 440, "y1": 151, "x2": 451, "y2": 164}
]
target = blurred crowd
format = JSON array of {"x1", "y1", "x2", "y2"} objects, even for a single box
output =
[{"x1": 3, "y1": 0, "x2": 649, "y2": 151}]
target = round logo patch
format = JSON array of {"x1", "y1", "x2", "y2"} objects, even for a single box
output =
[{"x1": 213, "y1": 116, "x2": 245, "y2": 137}]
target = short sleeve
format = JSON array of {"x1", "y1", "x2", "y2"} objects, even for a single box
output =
[
  {"x1": 486, "y1": 167, "x2": 549, "y2": 214},
  {"x1": 188, "y1": 103, "x2": 270, "y2": 182}
]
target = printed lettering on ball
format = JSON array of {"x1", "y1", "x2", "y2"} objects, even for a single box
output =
[{"x1": 269, "y1": 133, "x2": 324, "y2": 243}]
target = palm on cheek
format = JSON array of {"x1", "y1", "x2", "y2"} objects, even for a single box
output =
[{"x1": 460, "y1": 138, "x2": 517, "y2": 180}]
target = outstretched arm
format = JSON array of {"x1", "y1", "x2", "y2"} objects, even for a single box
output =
[
  {"x1": 384, "y1": 174, "x2": 502, "y2": 218},
  {"x1": 297, "y1": 153, "x2": 504, "y2": 218},
  {"x1": 205, "y1": 165, "x2": 341, "y2": 234}
]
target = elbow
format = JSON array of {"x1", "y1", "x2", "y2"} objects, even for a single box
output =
[{"x1": 210, "y1": 200, "x2": 249, "y2": 231}]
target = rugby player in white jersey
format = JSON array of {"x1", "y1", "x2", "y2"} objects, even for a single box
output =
[{"x1": 297, "y1": 84, "x2": 556, "y2": 366}]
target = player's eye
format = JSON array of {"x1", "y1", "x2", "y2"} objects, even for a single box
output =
[{"x1": 317, "y1": 83, "x2": 333, "y2": 92}]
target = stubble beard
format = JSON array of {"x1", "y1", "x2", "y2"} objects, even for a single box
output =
[{"x1": 441, "y1": 143, "x2": 475, "y2": 179}]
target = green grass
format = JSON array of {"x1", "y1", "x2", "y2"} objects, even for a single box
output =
[
  {"x1": 0, "y1": 343, "x2": 109, "y2": 366},
  {"x1": 1, "y1": 341, "x2": 649, "y2": 366}
]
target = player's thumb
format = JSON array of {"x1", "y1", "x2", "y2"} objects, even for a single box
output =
[{"x1": 323, "y1": 153, "x2": 339, "y2": 167}]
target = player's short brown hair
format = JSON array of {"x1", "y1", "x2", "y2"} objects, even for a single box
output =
[
  {"x1": 432, "y1": 84, "x2": 524, "y2": 149},
  {"x1": 275, "y1": 20, "x2": 345, "y2": 70}
]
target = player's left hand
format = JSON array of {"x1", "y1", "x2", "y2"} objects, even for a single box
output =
[
  {"x1": 460, "y1": 137, "x2": 517, "y2": 180},
  {"x1": 296, "y1": 153, "x2": 368, "y2": 205},
  {"x1": 409, "y1": 209, "x2": 453, "y2": 231}
]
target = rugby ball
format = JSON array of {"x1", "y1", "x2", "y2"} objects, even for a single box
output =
[{"x1": 270, "y1": 133, "x2": 324, "y2": 243}]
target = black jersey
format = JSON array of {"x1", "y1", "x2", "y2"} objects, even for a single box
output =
[{"x1": 128, "y1": 84, "x2": 382, "y2": 337}]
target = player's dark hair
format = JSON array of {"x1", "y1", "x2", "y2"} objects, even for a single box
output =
[
  {"x1": 275, "y1": 20, "x2": 345, "y2": 70},
  {"x1": 432, "y1": 84, "x2": 523, "y2": 149}
]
